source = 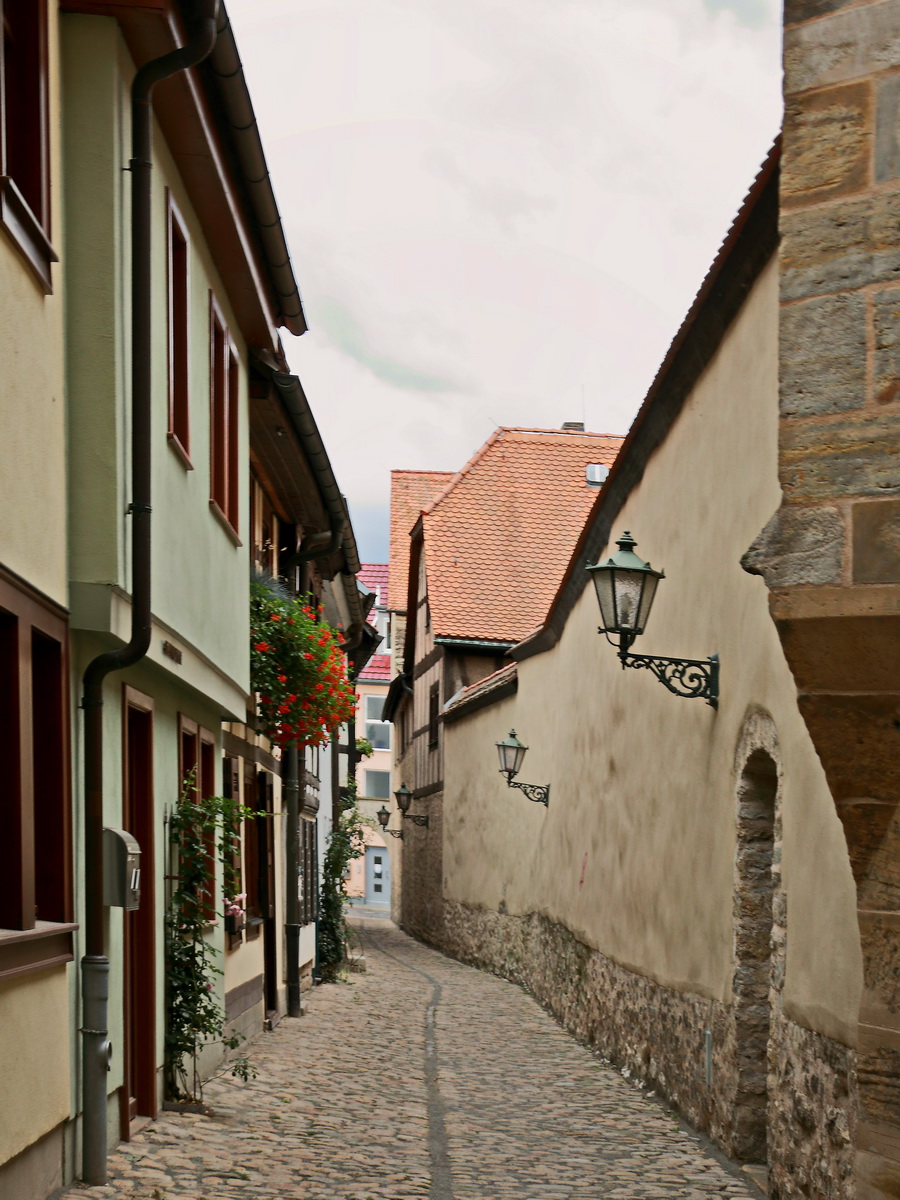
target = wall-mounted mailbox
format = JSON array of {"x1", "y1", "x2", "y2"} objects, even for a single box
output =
[{"x1": 103, "y1": 828, "x2": 141, "y2": 910}]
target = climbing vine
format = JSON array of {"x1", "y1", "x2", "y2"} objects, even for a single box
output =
[
  {"x1": 165, "y1": 772, "x2": 259, "y2": 1102},
  {"x1": 317, "y1": 779, "x2": 367, "y2": 982}
]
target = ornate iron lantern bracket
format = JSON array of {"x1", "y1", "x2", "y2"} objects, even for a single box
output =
[
  {"x1": 614, "y1": 646, "x2": 719, "y2": 708},
  {"x1": 506, "y1": 778, "x2": 550, "y2": 806}
]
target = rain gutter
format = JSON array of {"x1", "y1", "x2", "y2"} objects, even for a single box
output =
[
  {"x1": 206, "y1": 5, "x2": 306, "y2": 335},
  {"x1": 79, "y1": 2, "x2": 220, "y2": 1184}
]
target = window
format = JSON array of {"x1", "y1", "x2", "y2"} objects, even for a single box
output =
[
  {"x1": 0, "y1": 0, "x2": 55, "y2": 291},
  {"x1": 365, "y1": 694, "x2": 391, "y2": 751},
  {"x1": 363, "y1": 770, "x2": 391, "y2": 800},
  {"x1": 428, "y1": 682, "x2": 440, "y2": 749},
  {"x1": 299, "y1": 818, "x2": 317, "y2": 926},
  {"x1": 0, "y1": 573, "x2": 70, "y2": 936},
  {"x1": 178, "y1": 716, "x2": 217, "y2": 922},
  {"x1": 222, "y1": 754, "x2": 242, "y2": 949},
  {"x1": 209, "y1": 295, "x2": 240, "y2": 538},
  {"x1": 167, "y1": 193, "x2": 190, "y2": 464}
]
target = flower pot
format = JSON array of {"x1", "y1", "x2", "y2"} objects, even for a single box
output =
[{"x1": 224, "y1": 913, "x2": 244, "y2": 935}]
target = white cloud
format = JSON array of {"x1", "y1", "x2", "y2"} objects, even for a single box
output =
[{"x1": 226, "y1": 0, "x2": 783, "y2": 561}]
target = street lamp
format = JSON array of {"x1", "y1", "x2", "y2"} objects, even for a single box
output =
[
  {"x1": 586, "y1": 531, "x2": 719, "y2": 707},
  {"x1": 394, "y1": 783, "x2": 429, "y2": 828},
  {"x1": 376, "y1": 805, "x2": 403, "y2": 839},
  {"x1": 495, "y1": 730, "x2": 550, "y2": 806}
]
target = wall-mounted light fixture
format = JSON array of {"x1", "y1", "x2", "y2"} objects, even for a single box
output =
[
  {"x1": 376, "y1": 805, "x2": 403, "y2": 839},
  {"x1": 495, "y1": 731, "x2": 550, "y2": 806},
  {"x1": 394, "y1": 783, "x2": 429, "y2": 827},
  {"x1": 586, "y1": 531, "x2": 719, "y2": 708}
]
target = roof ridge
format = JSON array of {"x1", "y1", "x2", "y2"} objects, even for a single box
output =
[{"x1": 420, "y1": 428, "x2": 506, "y2": 517}]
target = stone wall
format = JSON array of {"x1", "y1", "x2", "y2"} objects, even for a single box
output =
[
  {"x1": 764, "y1": 3, "x2": 900, "y2": 1194},
  {"x1": 399, "y1": 793, "x2": 445, "y2": 947},
  {"x1": 443, "y1": 901, "x2": 855, "y2": 1199}
]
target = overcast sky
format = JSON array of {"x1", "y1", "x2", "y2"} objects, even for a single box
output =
[{"x1": 227, "y1": 0, "x2": 783, "y2": 563}]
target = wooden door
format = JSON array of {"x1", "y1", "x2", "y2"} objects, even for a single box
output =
[{"x1": 121, "y1": 687, "x2": 156, "y2": 1138}]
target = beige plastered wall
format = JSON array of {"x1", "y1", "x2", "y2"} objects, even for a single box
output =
[
  {"x1": 0, "y1": 1, "x2": 66, "y2": 604},
  {"x1": 443, "y1": 256, "x2": 861, "y2": 1046},
  {"x1": 0, "y1": 968, "x2": 71, "y2": 1166}
]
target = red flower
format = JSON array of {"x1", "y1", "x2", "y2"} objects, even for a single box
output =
[
  {"x1": 254, "y1": 642, "x2": 270, "y2": 652},
  {"x1": 270, "y1": 613, "x2": 281, "y2": 621},
  {"x1": 277, "y1": 674, "x2": 287, "y2": 683},
  {"x1": 278, "y1": 703, "x2": 290, "y2": 714}
]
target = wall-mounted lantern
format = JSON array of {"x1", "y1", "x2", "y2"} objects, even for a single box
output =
[
  {"x1": 376, "y1": 805, "x2": 403, "y2": 839},
  {"x1": 495, "y1": 730, "x2": 550, "y2": 806},
  {"x1": 586, "y1": 531, "x2": 719, "y2": 708},
  {"x1": 394, "y1": 783, "x2": 429, "y2": 828}
]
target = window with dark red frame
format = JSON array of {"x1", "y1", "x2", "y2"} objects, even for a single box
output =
[
  {"x1": 0, "y1": 0, "x2": 55, "y2": 291},
  {"x1": 209, "y1": 295, "x2": 240, "y2": 537},
  {"x1": 167, "y1": 193, "x2": 190, "y2": 464},
  {"x1": 178, "y1": 716, "x2": 217, "y2": 923},
  {"x1": 0, "y1": 574, "x2": 70, "y2": 934}
]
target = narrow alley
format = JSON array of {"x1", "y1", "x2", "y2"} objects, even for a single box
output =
[{"x1": 63, "y1": 919, "x2": 758, "y2": 1200}]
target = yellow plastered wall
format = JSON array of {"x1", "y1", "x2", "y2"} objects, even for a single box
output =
[
  {"x1": 443, "y1": 256, "x2": 861, "y2": 1046},
  {"x1": 0, "y1": 968, "x2": 71, "y2": 1165}
]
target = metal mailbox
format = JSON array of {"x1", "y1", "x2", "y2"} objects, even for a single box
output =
[{"x1": 103, "y1": 827, "x2": 141, "y2": 910}]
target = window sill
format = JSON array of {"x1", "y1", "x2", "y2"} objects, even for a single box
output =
[
  {"x1": 167, "y1": 433, "x2": 194, "y2": 471},
  {"x1": 0, "y1": 921, "x2": 77, "y2": 983},
  {"x1": 209, "y1": 499, "x2": 242, "y2": 546},
  {"x1": 0, "y1": 176, "x2": 57, "y2": 295}
]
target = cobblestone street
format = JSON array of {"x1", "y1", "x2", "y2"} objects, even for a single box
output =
[{"x1": 63, "y1": 918, "x2": 758, "y2": 1200}]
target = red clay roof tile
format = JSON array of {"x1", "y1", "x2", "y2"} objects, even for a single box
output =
[
  {"x1": 388, "y1": 470, "x2": 454, "y2": 612},
  {"x1": 420, "y1": 428, "x2": 623, "y2": 643}
]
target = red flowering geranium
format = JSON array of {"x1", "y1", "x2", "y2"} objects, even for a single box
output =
[{"x1": 250, "y1": 581, "x2": 356, "y2": 748}]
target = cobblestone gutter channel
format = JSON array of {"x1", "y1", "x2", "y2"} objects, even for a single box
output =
[{"x1": 355, "y1": 923, "x2": 456, "y2": 1200}]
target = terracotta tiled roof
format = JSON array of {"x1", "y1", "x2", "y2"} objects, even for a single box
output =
[
  {"x1": 421, "y1": 428, "x2": 623, "y2": 643},
  {"x1": 389, "y1": 470, "x2": 453, "y2": 612},
  {"x1": 359, "y1": 562, "x2": 389, "y2": 611},
  {"x1": 359, "y1": 652, "x2": 392, "y2": 682}
]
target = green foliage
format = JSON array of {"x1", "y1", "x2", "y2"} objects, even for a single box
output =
[
  {"x1": 250, "y1": 578, "x2": 356, "y2": 749},
  {"x1": 165, "y1": 773, "x2": 260, "y2": 1101},
  {"x1": 317, "y1": 780, "x2": 367, "y2": 982},
  {"x1": 355, "y1": 736, "x2": 374, "y2": 759}
]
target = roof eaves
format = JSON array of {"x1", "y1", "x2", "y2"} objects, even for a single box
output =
[
  {"x1": 442, "y1": 663, "x2": 519, "y2": 725},
  {"x1": 203, "y1": 2, "x2": 307, "y2": 336}
]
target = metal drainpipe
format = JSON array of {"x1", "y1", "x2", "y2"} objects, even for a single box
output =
[{"x1": 79, "y1": 4, "x2": 218, "y2": 1183}]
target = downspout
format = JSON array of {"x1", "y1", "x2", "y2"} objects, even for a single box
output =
[{"x1": 80, "y1": 5, "x2": 218, "y2": 1183}]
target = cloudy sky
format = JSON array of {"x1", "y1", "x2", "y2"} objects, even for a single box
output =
[{"x1": 227, "y1": 0, "x2": 783, "y2": 563}]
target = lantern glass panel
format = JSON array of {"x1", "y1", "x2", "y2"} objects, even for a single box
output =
[
  {"x1": 591, "y1": 567, "x2": 616, "y2": 630},
  {"x1": 636, "y1": 571, "x2": 660, "y2": 633},
  {"x1": 376, "y1": 805, "x2": 390, "y2": 829},
  {"x1": 613, "y1": 569, "x2": 646, "y2": 632}
]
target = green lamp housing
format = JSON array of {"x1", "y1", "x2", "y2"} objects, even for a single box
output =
[
  {"x1": 496, "y1": 730, "x2": 528, "y2": 780},
  {"x1": 586, "y1": 530, "x2": 664, "y2": 654},
  {"x1": 394, "y1": 783, "x2": 412, "y2": 814},
  {"x1": 376, "y1": 805, "x2": 390, "y2": 830}
]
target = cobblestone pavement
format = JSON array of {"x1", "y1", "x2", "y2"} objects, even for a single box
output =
[{"x1": 62, "y1": 918, "x2": 757, "y2": 1199}]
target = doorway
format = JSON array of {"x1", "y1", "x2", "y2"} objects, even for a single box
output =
[
  {"x1": 732, "y1": 747, "x2": 777, "y2": 1164},
  {"x1": 365, "y1": 846, "x2": 390, "y2": 906},
  {"x1": 121, "y1": 686, "x2": 156, "y2": 1138}
]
